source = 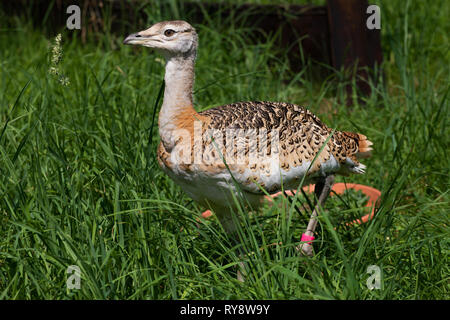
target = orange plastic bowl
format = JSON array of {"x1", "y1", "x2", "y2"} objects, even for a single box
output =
[
  {"x1": 201, "y1": 183, "x2": 381, "y2": 227},
  {"x1": 266, "y1": 183, "x2": 381, "y2": 226}
]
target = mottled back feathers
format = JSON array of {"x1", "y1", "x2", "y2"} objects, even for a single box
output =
[{"x1": 157, "y1": 101, "x2": 372, "y2": 197}]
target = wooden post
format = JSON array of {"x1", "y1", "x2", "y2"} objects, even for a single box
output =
[{"x1": 327, "y1": 0, "x2": 382, "y2": 105}]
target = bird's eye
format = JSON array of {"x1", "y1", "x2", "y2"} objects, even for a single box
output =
[{"x1": 164, "y1": 29, "x2": 175, "y2": 37}]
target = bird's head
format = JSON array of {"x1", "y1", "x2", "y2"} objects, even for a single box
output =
[{"x1": 123, "y1": 20, "x2": 198, "y2": 57}]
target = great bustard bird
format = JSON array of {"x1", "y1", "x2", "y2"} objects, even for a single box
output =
[{"x1": 124, "y1": 20, "x2": 373, "y2": 256}]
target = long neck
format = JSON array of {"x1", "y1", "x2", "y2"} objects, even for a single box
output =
[{"x1": 158, "y1": 52, "x2": 197, "y2": 150}]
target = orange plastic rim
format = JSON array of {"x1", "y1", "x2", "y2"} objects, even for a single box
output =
[
  {"x1": 266, "y1": 183, "x2": 381, "y2": 227},
  {"x1": 201, "y1": 183, "x2": 381, "y2": 227}
]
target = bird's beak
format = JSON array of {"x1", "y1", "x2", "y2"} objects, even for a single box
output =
[{"x1": 123, "y1": 33, "x2": 146, "y2": 45}]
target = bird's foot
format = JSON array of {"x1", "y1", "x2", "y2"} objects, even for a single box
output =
[
  {"x1": 297, "y1": 242, "x2": 314, "y2": 257},
  {"x1": 236, "y1": 261, "x2": 246, "y2": 282}
]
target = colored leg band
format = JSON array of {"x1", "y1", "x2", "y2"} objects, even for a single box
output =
[{"x1": 301, "y1": 233, "x2": 315, "y2": 244}]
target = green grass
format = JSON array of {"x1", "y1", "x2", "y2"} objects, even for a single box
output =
[{"x1": 0, "y1": 0, "x2": 448, "y2": 299}]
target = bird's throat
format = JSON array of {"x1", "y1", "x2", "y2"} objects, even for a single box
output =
[{"x1": 158, "y1": 53, "x2": 198, "y2": 150}]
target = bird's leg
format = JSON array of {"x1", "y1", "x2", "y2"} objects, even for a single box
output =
[
  {"x1": 214, "y1": 206, "x2": 247, "y2": 282},
  {"x1": 298, "y1": 175, "x2": 335, "y2": 256}
]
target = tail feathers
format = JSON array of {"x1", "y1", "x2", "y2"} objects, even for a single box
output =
[
  {"x1": 355, "y1": 133, "x2": 373, "y2": 159},
  {"x1": 343, "y1": 156, "x2": 367, "y2": 175},
  {"x1": 335, "y1": 131, "x2": 373, "y2": 175},
  {"x1": 342, "y1": 131, "x2": 373, "y2": 159},
  {"x1": 349, "y1": 162, "x2": 366, "y2": 174}
]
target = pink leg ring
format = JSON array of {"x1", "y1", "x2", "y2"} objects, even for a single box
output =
[{"x1": 301, "y1": 233, "x2": 315, "y2": 245}]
